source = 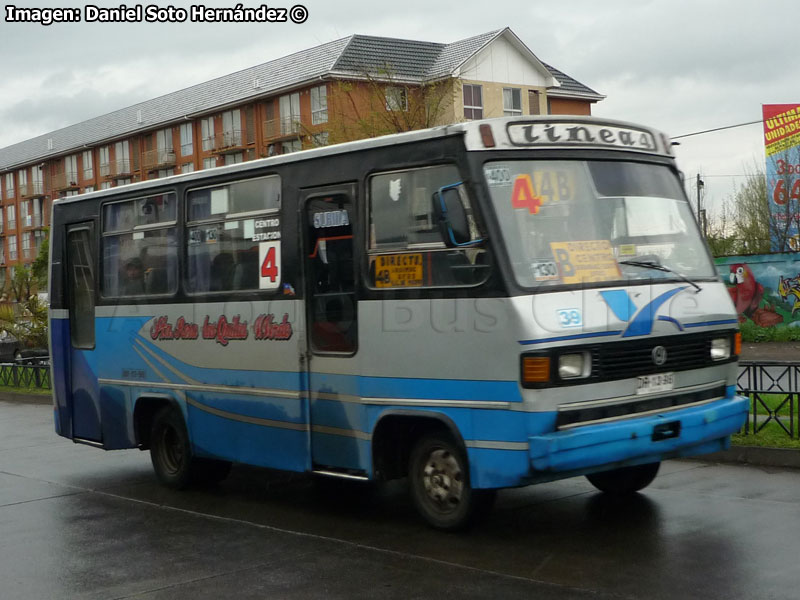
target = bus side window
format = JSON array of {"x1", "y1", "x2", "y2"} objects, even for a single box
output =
[{"x1": 367, "y1": 164, "x2": 491, "y2": 289}]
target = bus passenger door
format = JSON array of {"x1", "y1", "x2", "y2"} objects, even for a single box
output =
[
  {"x1": 65, "y1": 223, "x2": 102, "y2": 443},
  {"x1": 302, "y1": 185, "x2": 364, "y2": 473}
]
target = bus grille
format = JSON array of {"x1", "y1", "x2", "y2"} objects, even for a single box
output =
[{"x1": 592, "y1": 333, "x2": 718, "y2": 380}]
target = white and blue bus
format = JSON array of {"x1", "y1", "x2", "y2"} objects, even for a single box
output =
[{"x1": 50, "y1": 116, "x2": 748, "y2": 529}]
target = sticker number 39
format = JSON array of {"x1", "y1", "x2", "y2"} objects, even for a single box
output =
[
  {"x1": 259, "y1": 241, "x2": 281, "y2": 290},
  {"x1": 557, "y1": 308, "x2": 582, "y2": 328}
]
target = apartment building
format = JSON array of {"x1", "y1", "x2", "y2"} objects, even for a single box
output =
[{"x1": 0, "y1": 27, "x2": 602, "y2": 289}]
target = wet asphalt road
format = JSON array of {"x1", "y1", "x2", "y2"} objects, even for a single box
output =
[{"x1": 1, "y1": 397, "x2": 799, "y2": 600}]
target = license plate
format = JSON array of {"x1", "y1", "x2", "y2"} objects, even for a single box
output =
[{"x1": 636, "y1": 372, "x2": 674, "y2": 395}]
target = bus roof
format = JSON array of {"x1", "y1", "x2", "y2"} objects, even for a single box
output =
[{"x1": 53, "y1": 116, "x2": 673, "y2": 207}]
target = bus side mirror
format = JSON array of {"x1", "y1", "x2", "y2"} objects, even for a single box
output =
[{"x1": 433, "y1": 184, "x2": 480, "y2": 247}]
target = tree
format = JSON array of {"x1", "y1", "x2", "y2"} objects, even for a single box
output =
[
  {"x1": 31, "y1": 229, "x2": 49, "y2": 291},
  {"x1": 730, "y1": 163, "x2": 771, "y2": 254},
  {"x1": 0, "y1": 293, "x2": 48, "y2": 351},
  {"x1": 306, "y1": 67, "x2": 458, "y2": 145},
  {"x1": 7, "y1": 266, "x2": 34, "y2": 304}
]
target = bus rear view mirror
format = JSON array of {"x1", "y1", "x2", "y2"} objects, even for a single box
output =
[{"x1": 433, "y1": 184, "x2": 479, "y2": 247}]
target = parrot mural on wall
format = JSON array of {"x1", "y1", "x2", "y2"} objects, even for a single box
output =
[{"x1": 727, "y1": 263, "x2": 783, "y2": 327}]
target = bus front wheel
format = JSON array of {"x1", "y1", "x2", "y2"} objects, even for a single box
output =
[
  {"x1": 409, "y1": 432, "x2": 494, "y2": 531},
  {"x1": 586, "y1": 462, "x2": 661, "y2": 495},
  {"x1": 150, "y1": 406, "x2": 194, "y2": 489}
]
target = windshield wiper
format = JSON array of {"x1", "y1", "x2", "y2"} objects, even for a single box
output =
[{"x1": 618, "y1": 260, "x2": 702, "y2": 293}]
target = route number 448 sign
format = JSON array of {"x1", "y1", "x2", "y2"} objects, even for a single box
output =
[{"x1": 259, "y1": 241, "x2": 281, "y2": 290}]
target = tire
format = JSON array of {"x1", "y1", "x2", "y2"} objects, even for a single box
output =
[
  {"x1": 409, "y1": 432, "x2": 495, "y2": 531},
  {"x1": 586, "y1": 462, "x2": 661, "y2": 495},
  {"x1": 150, "y1": 406, "x2": 194, "y2": 490}
]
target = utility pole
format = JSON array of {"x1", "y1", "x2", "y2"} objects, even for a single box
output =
[{"x1": 696, "y1": 174, "x2": 705, "y2": 237}]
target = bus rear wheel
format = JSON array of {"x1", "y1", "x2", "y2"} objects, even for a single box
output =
[
  {"x1": 150, "y1": 406, "x2": 194, "y2": 489},
  {"x1": 586, "y1": 462, "x2": 660, "y2": 495},
  {"x1": 409, "y1": 432, "x2": 494, "y2": 531}
]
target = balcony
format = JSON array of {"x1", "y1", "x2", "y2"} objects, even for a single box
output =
[
  {"x1": 21, "y1": 214, "x2": 43, "y2": 229},
  {"x1": 19, "y1": 182, "x2": 46, "y2": 199},
  {"x1": 263, "y1": 118, "x2": 301, "y2": 142},
  {"x1": 51, "y1": 171, "x2": 80, "y2": 192},
  {"x1": 142, "y1": 149, "x2": 177, "y2": 171},
  {"x1": 102, "y1": 159, "x2": 133, "y2": 179},
  {"x1": 210, "y1": 130, "x2": 246, "y2": 154}
]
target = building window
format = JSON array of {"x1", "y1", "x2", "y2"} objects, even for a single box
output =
[
  {"x1": 99, "y1": 146, "x2": 110, "y2": 177},
  {"x1": 221, "y1": 109, "x2": 242, "y2": 147},
  {"x1": 463, "y1": 84, "x2": 483, "y2": 120},
  {"x1": 279, "y1": 93, "x2": 301, "y2": 135},
  {"x1": 180, "y1": 123, "x2": 194, "y2": 156},
  {"x1": 503, "y1": 88, "x2": 522, "y2": 116},
  {"x1": 202, "y1": 157, "x2": 217, "y2": 170},
  {"x1": 84, "y1": 186, "x2": 95, "y2": 194},
  {"x1": 6, "y1": 205, "x2": 15, "y2": 231},
  {"x1": 4, "y1": 174, "x2": 14, "y2": 199},
  {"x1": 157, "y1": 169, "x2": 175, "y2": 179},
  {"x1": 22, "y1": 232, "x2": 31, "y2": 259},
  {"x1": 8, "y1": 235, "x2": 17, "y2": 261},
  {"x1": 181, "y1": 163, "x2": 194, "y2": 174},
  {"x1": 17, "y1": 169, "x2": 28, "y2": 196},
  {"x1": 83, "y1": 150, "x2": 94, "y2": 180},
  {"x1": 201, "y1": 117, "x2": 214, "y2": 152},
  {"x1": 20, "y1": 200, "x2": 31, "y2": 228},
  {"x1": 156, "y1": 128, "x2": 174, "y2": 164},
  {"x1": 385, "y1": 86, "x2": 408, "y2": 112},
  {"x1": 31, "y1": 166, "x2": 44, "y2": 196},
  {"x1": 114, "y1": 142, "x2": 130, "y2": 175},
  {"x1": 223, "y1": 153, "x2": 243, "y2": 166},
  {"x1": 100, "y1": 181, "x2": 112, "y2": 190},
  {"x1": 311, "y1": 85, "x2": 328, "y2": 124},
  {"x1": 65, "y1": 154, "x2": 79, "y2": 184}
]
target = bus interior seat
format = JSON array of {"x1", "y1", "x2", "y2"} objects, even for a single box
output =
[{"x1": 233, "y1": 251, "x2": 258, "y2": 290}]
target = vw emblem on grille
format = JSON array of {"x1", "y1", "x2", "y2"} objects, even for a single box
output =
[{"x1": 652, "y1": 345, "x2": 668, "y2": 366}]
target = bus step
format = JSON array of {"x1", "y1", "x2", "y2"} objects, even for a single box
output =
[{"x1": 312, "y1": 469, "x2": 369, "y2": 481}]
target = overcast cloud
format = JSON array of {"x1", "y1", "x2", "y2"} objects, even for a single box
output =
[{"x1": 1, "y1": 0, "x2": 798, "y2": 212}]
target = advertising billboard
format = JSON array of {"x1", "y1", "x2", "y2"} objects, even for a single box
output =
[{"x1": 764, "y1": 104, "x2": 800, "y2": 251}]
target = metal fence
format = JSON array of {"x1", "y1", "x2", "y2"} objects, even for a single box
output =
[
  {"x1": 737, "y1": 361, "x2": 799, "y2": 439},
  {"x1": 0, "y1": 362, "x2": 51, "y2": 390}
]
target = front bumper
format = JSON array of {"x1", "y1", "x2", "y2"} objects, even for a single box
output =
[{"x1": 528, "y1": 395, "x2": 749, "y2": 473}]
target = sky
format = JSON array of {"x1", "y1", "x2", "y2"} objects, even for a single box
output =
[{"x1": 0, "y1": 0, "x2": 797, "y2": 216}]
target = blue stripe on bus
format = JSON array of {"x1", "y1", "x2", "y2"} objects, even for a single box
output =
[
  {"x1": 518, "y1": 331, "x2": 623, "y2": 345},
  {"x1": 683, "y1": 319, "x2": 739, "y2": 328}
]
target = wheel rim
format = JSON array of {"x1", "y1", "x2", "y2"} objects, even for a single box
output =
[
  {"x1": 421, "y1": 447, "x2": 464, "y2": 513},
  {"x1": 158, "y1": 425, "x2": 184, "y2": 475}
]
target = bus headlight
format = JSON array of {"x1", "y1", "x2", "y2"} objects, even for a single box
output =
[
  {"x1": 710, "y1": 337, "x2": 731, "y2": 361},
  {"x1": 558, "y1": 353, "x2": 588, "y2": 379}
]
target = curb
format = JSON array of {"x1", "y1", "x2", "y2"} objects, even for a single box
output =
[
  {"x1": 685, "y1": 446, "x2": 800, "y2": 470},
  {"x1": 0, "y1": 391, "x2": 52, "y2": 405}
]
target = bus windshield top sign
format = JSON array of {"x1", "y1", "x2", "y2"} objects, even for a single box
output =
[{"x1": 507, "y1": 122, "x2": 658, "y2": 152}]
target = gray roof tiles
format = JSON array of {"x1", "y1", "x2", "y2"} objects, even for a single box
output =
[{"x1": 0, "y1": 29, "x2": 601, "y2": 171}]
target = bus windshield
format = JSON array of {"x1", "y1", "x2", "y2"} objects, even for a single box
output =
[{"x1": 483, "y1": 160, "x2": 715, "y2": 288}]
